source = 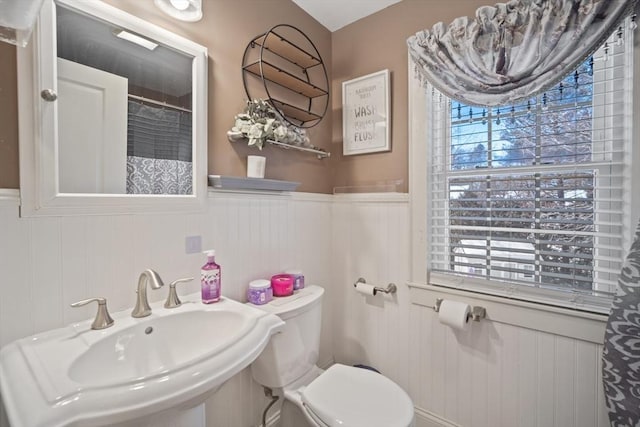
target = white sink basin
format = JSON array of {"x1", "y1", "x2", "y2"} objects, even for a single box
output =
[
  {"x1": 69, "y1": 310, "x2": 247, "y2": 387},
  {"x1": 0, "y1": 295, "x2": 284, "y2": 427}
]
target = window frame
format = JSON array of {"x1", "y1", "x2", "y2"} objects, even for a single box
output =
[{"x1": 408, "y1": 31, "x2": 640, "y2": 314}]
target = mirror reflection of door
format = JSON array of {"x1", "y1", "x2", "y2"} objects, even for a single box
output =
[
  {"x1": 58, "y1": 58, "x2": 128, "y2": 193},
  {"x1": 55, "y1": 2, "x2": 194, "y2": 195}
]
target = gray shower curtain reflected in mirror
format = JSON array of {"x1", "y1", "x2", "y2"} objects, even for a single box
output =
[{"x1": 126, "y1": 101, "x2": 193, "y2": 195}]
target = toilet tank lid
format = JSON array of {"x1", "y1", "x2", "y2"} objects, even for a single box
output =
[{"x1": 248, "y1": 285, "x2": 324, "y2": 319}]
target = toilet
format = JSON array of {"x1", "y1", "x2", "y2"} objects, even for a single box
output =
[{"x1": 249, "y1": 285, "x2": 415, "y2": 427}]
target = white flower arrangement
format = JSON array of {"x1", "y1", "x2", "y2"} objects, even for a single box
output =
[{"x1": 227, "y1": 99, "x2": 325, "y2": 153}]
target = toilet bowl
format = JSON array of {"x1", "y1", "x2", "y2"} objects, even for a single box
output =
[{"x1": 248, "y1": 285, "x2": 414, "y2": 427}]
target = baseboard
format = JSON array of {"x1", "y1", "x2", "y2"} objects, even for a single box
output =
[
  {"x1": 257, "y1": 405, "x2": 457, "y2": 427},
  {"x1": 414, "y1": 407, "x2": 460, "y2": 427}
]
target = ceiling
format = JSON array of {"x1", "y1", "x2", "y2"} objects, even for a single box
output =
[{"x1": 291, "y1": 0, "x2": 403, "y2": 32}]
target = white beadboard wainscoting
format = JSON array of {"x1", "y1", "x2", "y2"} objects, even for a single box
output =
[
  {"x1": 0, "y1": 189, "x2": 333, "y2": 427},
  {"x1": 408, "y1": 285, "x2": 609, "y2": 427},
  {"x1": 0, "y1": 190, "x2": 614, "y2": 427},
  {"x1": 330, "y1": 193, "x2": 611, "y2": 427},
  {"x1": 331, "y1": 193, "x2": 412, "y2": 391}
]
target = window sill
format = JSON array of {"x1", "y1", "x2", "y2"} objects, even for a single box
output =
[{"x1": 407, "y1": 281, "x2": 609, "y2": 344}]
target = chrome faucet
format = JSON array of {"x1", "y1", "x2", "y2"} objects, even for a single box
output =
[{"x1": 131, "y1": 269, "x2": 165, "y2": 318}]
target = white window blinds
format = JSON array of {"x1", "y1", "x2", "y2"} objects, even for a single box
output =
[{"x1": 425, "y1": 23, "x2": 634, "y2": 312}]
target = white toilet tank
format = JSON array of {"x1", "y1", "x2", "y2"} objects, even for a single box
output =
[{"x1": 249, "y1": 285, "x2": 324, "y2": 388}]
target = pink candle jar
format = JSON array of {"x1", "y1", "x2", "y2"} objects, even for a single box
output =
[
  {"x1": 271, "y1": 274, "x2": 294, "y2": 297},
  {"x1": 247, "y1": 279, "x2": 273, "y2": 305}
]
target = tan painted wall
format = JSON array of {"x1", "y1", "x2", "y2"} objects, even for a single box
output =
[
  {"x1": 0, "y1": 0, "x2": 495, "y2": 194},
  {"x1": 0, "y1": 0, "x2": 333, "y2": 192},
  {"x1": 331, "y1": 0, "x2": 489, "y2": 193},
  {"x1": 0, "y1": 43, "x2": 19, "y2": 189}
]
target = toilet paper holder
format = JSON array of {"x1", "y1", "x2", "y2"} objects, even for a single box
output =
[
  {"x1": 353, "y1": 277, "x2": 397, "y2": 295},
  {"x1": 434, "y1": 298, "x2": 486, "y2": 322}
]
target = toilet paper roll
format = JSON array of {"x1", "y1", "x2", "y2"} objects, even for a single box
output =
[
  {"x1": 354, "y1": 282, "x2": 377, "y2": 296},
  {"x1": 438, "y1": 300, "x2": 471, "y2": 331}
]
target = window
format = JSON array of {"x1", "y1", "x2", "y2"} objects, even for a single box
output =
[{"x1": 419, "y1": 26, "x2": 634, "y2": 312}]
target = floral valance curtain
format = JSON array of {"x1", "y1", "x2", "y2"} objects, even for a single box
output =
[{"x1": 407, "y1": 0, "x2": 638, "y2": 106}]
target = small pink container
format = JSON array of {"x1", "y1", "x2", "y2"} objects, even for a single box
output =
[{"x1": 271, "y1": 274, "x2": 294, "y2": 297}]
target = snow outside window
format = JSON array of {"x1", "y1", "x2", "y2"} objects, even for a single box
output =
[{"x1": 423, "y1": 26, "x2": 634, "y2": 312}]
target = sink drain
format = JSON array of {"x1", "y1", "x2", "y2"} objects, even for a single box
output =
[{"x1": 145, "y1": 327, "x2": 153, "y2": 334}]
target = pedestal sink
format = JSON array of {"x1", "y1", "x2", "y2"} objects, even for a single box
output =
[{"x1": 0, "y1": 295, "x2": 284, "y2": 427}]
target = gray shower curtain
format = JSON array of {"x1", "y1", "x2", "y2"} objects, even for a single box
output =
[
  {"x1": 126, "y1": 101, "x2": 193, "y2": 195},
  {"x1": 603, "y1": 219, "x2": 640, "y2": 426}
]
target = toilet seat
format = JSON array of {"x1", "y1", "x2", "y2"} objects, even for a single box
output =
[{"x1": 300, "y1": 364, "x2": 414, "y2": 427}]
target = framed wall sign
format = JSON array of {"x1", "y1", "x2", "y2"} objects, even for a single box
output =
[{"x1": 342, "y1": 69, "x2": 390, "y2": 156}]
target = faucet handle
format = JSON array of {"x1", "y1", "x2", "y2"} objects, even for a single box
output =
[
  {"x1": 70, "y1": 297, "x2": 114, "y2": 330},
  {"x1": 164, "y1": 277, "x2": 194, "y2": 309}
]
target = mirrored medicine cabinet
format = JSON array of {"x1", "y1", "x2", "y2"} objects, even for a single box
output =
[{"x1": 17, "y1": 0, "x2": 208, "y2": 216}]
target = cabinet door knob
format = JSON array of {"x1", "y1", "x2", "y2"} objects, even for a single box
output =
[{"x1": 40, "y1": 89, "x2": 58, "y2": 102}]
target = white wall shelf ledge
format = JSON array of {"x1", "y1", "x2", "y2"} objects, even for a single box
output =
[{"x1": 208, "y1": 175, "x2": 300, "y2": 192}]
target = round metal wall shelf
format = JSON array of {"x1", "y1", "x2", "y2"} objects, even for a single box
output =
[{"x1": 242, "y1": 24, "x2": 329, "y2": 129}]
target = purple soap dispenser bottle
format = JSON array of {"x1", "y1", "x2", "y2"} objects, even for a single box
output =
[{"x1": 201, "y1": 250, "x2": 221, "y2": 303}]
